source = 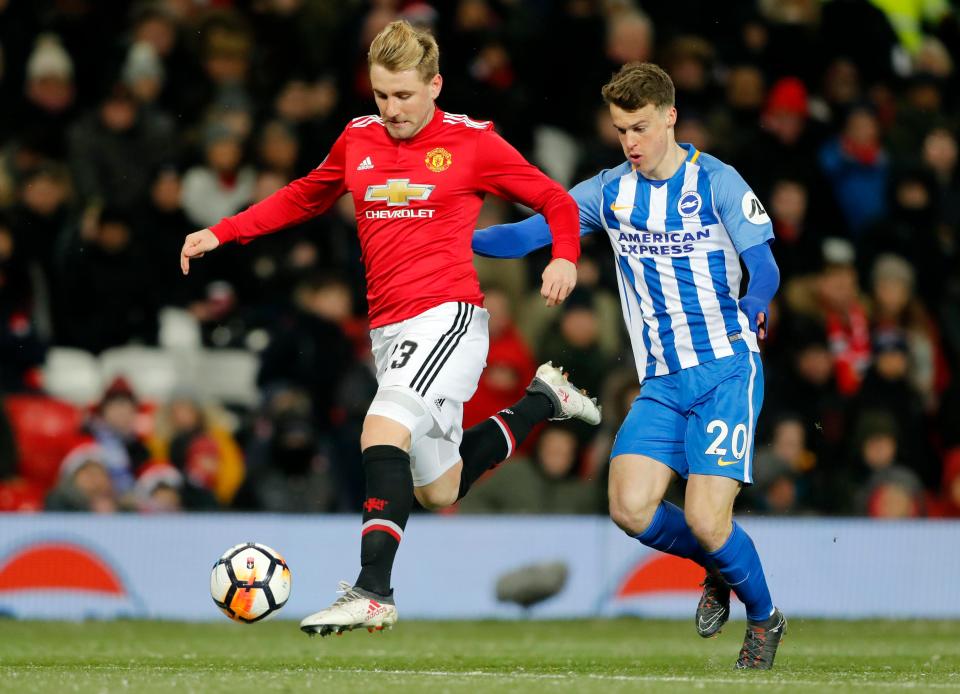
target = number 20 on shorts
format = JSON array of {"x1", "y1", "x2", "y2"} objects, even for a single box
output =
[{"x1": 704, "y1": 419, "x2": 748, "y2": 460}]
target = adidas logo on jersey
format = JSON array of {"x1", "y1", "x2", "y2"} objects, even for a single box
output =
[{"x1": 357, "y1": 156, "x2": 374, "y2": 171}]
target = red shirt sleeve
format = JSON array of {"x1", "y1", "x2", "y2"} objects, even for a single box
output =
[
  {"x1": 210, "y1": 129, "x2": 348, "y2": 245},
  {"x1": 474, "y1": 129, "x2": 580, "y2": 263}
]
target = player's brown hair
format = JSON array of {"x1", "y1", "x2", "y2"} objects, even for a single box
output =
[
  {"x1": 601, "y1": 62, "x2": 675, "y2": 111},
  {"x1": 367, "y1": 20, "x2": 439, "y2": 83}
]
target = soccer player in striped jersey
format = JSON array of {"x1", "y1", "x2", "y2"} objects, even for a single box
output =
[{"x1": 473, "y1": 62, "x2": 785, "y2": 670}]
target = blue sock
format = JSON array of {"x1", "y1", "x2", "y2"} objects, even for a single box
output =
[
  {"x1": 633, "y1": 501, "x2": 712, "y2": 568},
  {"x1": 707, "y1": 522, "x2": 774, "y2": 622}
]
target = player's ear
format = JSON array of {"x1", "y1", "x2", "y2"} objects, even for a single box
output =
[
  {"x1": 429, "y1": 73, "x2": 442, "y2": 100},
  {"x1": 664, "y1": 106, "x2": 677, "y2": 128}
]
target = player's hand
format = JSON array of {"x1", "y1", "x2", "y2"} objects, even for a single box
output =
[
  {"x1": 738, "y1": 296, "x2": 768, "y2": 340},
  {"x1": 540, "y1": 258, "x2": 577, "y2": 307},
  {"x1": 180, "y1": 229, "x2": 220, "y2": 275}
]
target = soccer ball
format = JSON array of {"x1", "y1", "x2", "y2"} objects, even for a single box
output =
[{"x1": 210, "y1": 542, "x2": 291, "y2": 623}]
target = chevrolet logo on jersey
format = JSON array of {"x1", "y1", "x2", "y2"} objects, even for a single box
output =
[{"x1": 364, "y1": 179, "x2": 435, "y2": 206}]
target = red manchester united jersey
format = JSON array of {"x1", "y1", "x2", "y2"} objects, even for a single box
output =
[{"x1": 210, "y1": 108, "x2": 580, "y2": 327}]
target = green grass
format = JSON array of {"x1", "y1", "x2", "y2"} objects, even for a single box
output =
[{"x1": 1, "y1": 619, "x2": 958, "y2": 693}]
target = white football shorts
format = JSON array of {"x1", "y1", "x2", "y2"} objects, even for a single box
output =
[{"x1": 367, "y1": 301, "x2": 489, "y2": 486}]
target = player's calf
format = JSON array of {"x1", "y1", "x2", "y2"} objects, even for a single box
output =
[{"x1": 455, "y1": 362, "x2": 602, "y2": 501}]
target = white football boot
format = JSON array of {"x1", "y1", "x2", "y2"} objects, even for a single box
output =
[
  {"x1": 300, "y1": 581, "x2": 398, "y2": 637},
  {"x1": 526, "y1": 361, "x2": 602, "y2": 425}
]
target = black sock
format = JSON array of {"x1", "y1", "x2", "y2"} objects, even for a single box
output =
[
  {"x1": 457, "y1": 392, "x2": 553, "y2": 499},
  {"x1": 354, "y1": 445, "x2": 413, "y2": 596}
]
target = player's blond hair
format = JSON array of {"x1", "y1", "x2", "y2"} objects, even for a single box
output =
[
  {"x1": 601, "y1": 62, "x2": 675, "y2": 112},
  {"x1": 367, "y1": 20, "x2": 439, "y2": 83}
]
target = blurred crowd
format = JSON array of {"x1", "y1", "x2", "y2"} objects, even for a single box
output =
[{"x1": 1, "y1": 0, "x2": 959, "y2": 519}]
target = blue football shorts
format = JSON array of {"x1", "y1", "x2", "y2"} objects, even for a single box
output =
[{"x1": 610, "y1": 352, "x2": 764, "y2": 484}]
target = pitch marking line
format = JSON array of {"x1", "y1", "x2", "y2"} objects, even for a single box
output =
[{"x1": 330, "y1": 667, "x2": 960, "y2": 689}]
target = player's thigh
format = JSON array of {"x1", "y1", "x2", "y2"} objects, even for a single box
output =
[
  {"x1": 410, "y1": 421, "x2": 463, "y2": 489},
  {"x1": 685, "y1": 352, "x2": 764, "y2": 485},
  {"x1": 610, "y1": 376, "x2": 688, "y2": 478},
  {"x1": 367, "y1": 302, "x2": 488, "y2": 445}
]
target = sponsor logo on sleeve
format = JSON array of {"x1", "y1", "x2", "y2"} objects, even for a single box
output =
[{"x1": 741, "y1": 191, "x2": 770, "y2": 225}]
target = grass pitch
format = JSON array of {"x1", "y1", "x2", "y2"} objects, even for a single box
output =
[{"x1": 1, "y1": 618, "x2": 958, "y2": 693}]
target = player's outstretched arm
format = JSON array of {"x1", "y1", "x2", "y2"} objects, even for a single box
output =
[
  {"x1": 472, "y1": 215, "x2": 553, "y2": 258},
  {"x1": 471, "y1": 174, "x2": 606, "y2": 258},
  {"x1": 180, "y1": 228, "x2": 220, "y2": 275}
]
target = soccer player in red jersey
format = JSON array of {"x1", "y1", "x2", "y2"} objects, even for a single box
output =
[{"x1": 180, "y1": 21, "x2": 601, "y2": 636}]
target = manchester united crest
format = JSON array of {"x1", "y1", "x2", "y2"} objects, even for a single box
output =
[{"x1": 424, "y1": 147, "x2": 453, "y2": 173}]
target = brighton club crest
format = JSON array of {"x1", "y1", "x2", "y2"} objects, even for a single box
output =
[{"x1": 425, "y1": 147, "x2": 453, "y2": 173}]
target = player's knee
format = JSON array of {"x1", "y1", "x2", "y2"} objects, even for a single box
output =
[
  {"x1": 684, "y1": 507, "x2": 728, "y2": 550},
  {"x1": 414, "y1": 484, "x2": 458, "y2": 510},
  {"x1": 608, "y1": 486, "x2": 659, "y2": 534}
]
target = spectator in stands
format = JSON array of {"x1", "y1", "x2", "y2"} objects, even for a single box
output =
[
  {"x1": 181, "y1": 122, "x2": 255, "y2": 229},
  {"x1": 56, "y1": 207, "x2": 158, "y2": 353},
  {"x1": 762, "y1": 319, "x2": 848, "y2": 494},
  {"x1": 139, "y1": 165, "x2": 206, "y2": 309},
  {"x1": 11, "y1": 34, "x2": 77, "y2": 159},
  {"x1": 84, "y1": 377, "x2": 149, "y2": 494},
  {"x1": 122, "y1": 41, "x2": 165, "y2": 109},
  {"x1": 133, "y1": 461, "x2": 217, "y2": 512},
  {"x1": 859, "y1": 170, "x2": 948, "y2": 310},
  {"x1": 743, "y1": 414, "x2": 817, "y2": 515},
  {"x1": 864, "y1": 469, "x2": 926, "y2": 518},
  {"x1": 766, "y1": 178, "x2": 823, "y2": 281},
  {"x1": 271, "y1": 76, "x2": 343, "y2": 173},
  {"x1": 928, "y1": 448, "x2": 960, "y2": 517},
  {"x1": 234, "y1": 384, "x2": 336, "y2": 513},
  {"x1": 0, "y1": 213, "x2": 45, "y2": 392},
  {"x1": 257, "y1": 273, "x2": 356, "y2": 433},
  {"x1": 819, "y1": 104, "x2": 889, "y2": 236},
  {"x1": 846, "y1": 410, "x2": 925, "y2": 517},
  {"x1": 814, "y1": 239, "x2": 872, "y2": 396},
  {"x1": 458, "y1": 423, "x2": 601, "y2": 514},
  {"x1": 9, "y1": 163, "x2": 72, "y2": 283},
  {"x1": 127, "y1": 2, "x2": 191, "y2": 118},
  {"x1": 45, "y1": 441, "x2": 119, "y2": 513},
  {"x1": 854, "y1": 329, "x2": 933, "y2": 486},
  {"x1": 149, "y1": 392, "x2": 244, "y2": 507},
  {"x1": 67, "y1": 81, "x2": 176, "y2": 209},
  {"x1": 922, "y1": 127, "x2": 960, "y2": 231},
  {"x1": 868, "y1": 254, "x2": 946, "y2": 410},
  {"x1": 257, "y1": 119, "x2": 300, "y2": 181}
]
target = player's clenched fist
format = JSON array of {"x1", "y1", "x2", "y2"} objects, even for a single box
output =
[
  {"x1": 540, "y1": 257, "x2": 577, "y2": 307},
  {"x1": 180, "y1": 228, "x2": 220, "y2": 275}
]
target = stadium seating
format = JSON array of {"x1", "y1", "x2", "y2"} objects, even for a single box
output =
[
  {"x1": 41, "y1": 347, "x2": 103, "y2": 406},
  {"x1": 194, "y1": 349, "x2": 260, "y2": 409},
  {"x1": 3, "y1": 395, "x2": 84, "y2": 490},
  {"x1": 99, "y1": 346, "x2": 181, "y2": 404},
  {"x1": 158, "y1": 307, "x2": 202, "y2": 351}
]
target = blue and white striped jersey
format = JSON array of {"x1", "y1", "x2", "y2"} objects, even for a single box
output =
[{"x1": 472, "y1": 143, "x2": 774, "y2": 384}]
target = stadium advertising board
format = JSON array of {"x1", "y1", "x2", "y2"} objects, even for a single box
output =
[{"x1": 0, "y1": 515, "x2": 956, "y2": 620}]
